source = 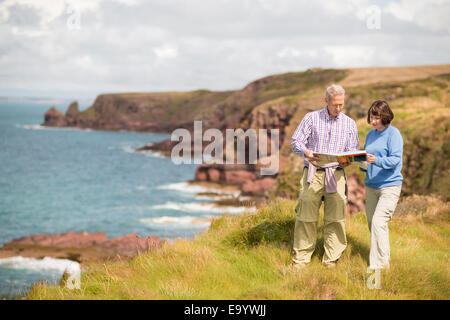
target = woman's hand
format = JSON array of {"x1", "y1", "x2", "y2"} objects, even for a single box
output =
[
  {"x1": 338, "y1": 157, "x2": 350, "y2": 167},
  {"x1": 366, "y1": 153, "x2": 376, "y2": 164}
]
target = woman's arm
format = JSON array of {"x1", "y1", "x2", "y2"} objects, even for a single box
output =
[
  {"x1": 360, "y1": 133, "x2": 368, "y2": 172},
  {"x1": 373, "y1": 129, "x2": 403, "y2": 170}
]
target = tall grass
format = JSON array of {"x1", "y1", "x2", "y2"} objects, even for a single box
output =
[{"x1": 28, "y1": 197, "x2": 450, "y2": 300}]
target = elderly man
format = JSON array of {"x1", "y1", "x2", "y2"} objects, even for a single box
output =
[{"x1": 291, "y1": 84, "x2": 359, "y2": 268}]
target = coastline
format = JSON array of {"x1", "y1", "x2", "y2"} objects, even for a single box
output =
[{"x1": 0, "y1": 180, "x2": 260, "y2": 267}]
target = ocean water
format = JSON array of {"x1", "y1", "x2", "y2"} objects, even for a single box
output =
[{"x1": 0, "y1": 100, "x2": 251, "y2": 299}]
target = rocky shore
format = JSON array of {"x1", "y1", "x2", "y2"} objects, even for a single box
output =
[{"x1": 0, "y1": 231, "x2": 165, "y2": 265}]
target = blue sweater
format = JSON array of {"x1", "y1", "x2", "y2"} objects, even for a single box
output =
[{"x1": 362, "y1": 125, "x2": 403, "y2": 189}]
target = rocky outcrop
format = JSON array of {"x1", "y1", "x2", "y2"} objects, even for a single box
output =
[
  {"x1": 241, "y1": 177, "x2": 278, "y2": 196},
  {"x1": 194, "y1": 163, "x2": 278, "y2": 197},
  {"x1": 0, "y1": 231, "x2": 165, "y2": 264},
  {"x1": 99, "y1": 232, "x2": 162, "y2": 255},
  {"x1": 44, "y1": 107, "x2": 66, "y2": 126},
  {"x1": 11, "y1": 231, "x2": 107, "y2": 248},
  {"x1": 64, "y1": 101, "x2": 80, "y2": 126}
]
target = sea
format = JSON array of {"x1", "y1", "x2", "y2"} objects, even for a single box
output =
[{"x1": 0, "y1": 99, "x2": 253, "y2": 299}]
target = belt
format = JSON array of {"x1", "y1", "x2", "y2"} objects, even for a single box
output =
[{"x1": 315, "y1": 167, "x2": 343, "y2": 171}]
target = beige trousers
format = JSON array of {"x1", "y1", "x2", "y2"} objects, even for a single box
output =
[
  {"x1": 292, "y1": 167, "x2": 347, "y2": 265},
  {"x1": 365, "y1": 185, "x2": 402, "y2": 269}
]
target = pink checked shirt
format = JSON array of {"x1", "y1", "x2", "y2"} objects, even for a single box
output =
[{"x1": 291, "y1": 106, "x2": 360, "y2": 168}]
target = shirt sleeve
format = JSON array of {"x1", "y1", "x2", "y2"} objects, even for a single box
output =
[
  {"x1": 345, "y1": 120, "x2": 360, "y2": 152},
  {"x1": 373, "y1": 128, "x2": 403, "y2": 169},
  {"x1": 291, "y1": 113, "x2": 312, "y2": 157}
]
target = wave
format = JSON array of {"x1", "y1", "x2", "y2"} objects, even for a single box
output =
[
  {"x1": 120, "y1": 145, "x2": 137, "y2": 154},
  {"x1": 143, "y1": 151, "x2": 165, "y2": 158},
  {"x1": 116, "y1": 144, "x2": 165, "y2": 158},
  {"x1": 139, "y1": 216, "x2": 212, "y2": 229},
  {"x1": 0, "y1": 256, "x2": 80, "y2": 275},
  {"x1": 150, "y1": 201, "x2": 257, "y2": 214},
  {"x1": 16, "y1": 124, "x2": 92, "y2": 132},
  {"x1": 156, "y1": 182, "x2": 241, "y2": 198}
]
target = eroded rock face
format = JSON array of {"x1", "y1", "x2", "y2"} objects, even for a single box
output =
[{"x1": 242, "y1": 177, "x2": 277, "y2": 196}]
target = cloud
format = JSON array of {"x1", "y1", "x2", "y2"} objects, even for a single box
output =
[
  {"x1": 0, "y1": 0, "x2": 448, "y2": 99},
  {"x1": 385, "y1": 0, "x2": 450, "y2": 32},
  {"x1": 154, "y1": 44, "x2": 178, "y2": 59}
]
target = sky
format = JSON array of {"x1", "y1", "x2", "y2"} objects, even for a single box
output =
[{"x1": 0, "y1": 0, "x2": 449, "y2": 102}]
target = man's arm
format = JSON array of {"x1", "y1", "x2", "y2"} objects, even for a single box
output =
[
  {"x1": 339, "y1": 120, "x2": 360, "y2": 167},
  {"x1": 291, "y1": 113, "x2": 312, "y2": 156},
  {"x1": 291, "y1": 113, "x2": 321, "y2": 166},
  {"x1": 346, "y1": 120, "x2": 360, "y2": 152}
]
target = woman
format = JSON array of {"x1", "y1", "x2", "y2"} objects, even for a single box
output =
[{"x1": 361, "y1": 100, "x2": 403, "y2": 270}]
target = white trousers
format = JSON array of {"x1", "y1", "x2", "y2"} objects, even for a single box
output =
[{"x1": 365, "y1": 185, "x2": 402, "y2": 269}]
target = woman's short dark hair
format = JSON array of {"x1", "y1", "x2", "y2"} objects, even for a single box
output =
[{"x1": 367, "y1": 100, "x2": 394, "y2": 125}]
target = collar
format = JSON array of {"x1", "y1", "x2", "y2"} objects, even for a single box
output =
[{"x1": 322, "y1": 106, "x2": 342, "y2": 121}]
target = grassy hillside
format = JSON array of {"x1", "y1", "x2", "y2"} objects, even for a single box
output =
[{"x1": 28, "y1": 195, "x2": 449, "y2": 300}]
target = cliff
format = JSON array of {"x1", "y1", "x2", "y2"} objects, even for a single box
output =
[
  {"x1": 43, "y1": 90, "x2": 234, "y2": 132},
  {"x1": 42, "y1": 65, "x2": 450, "y2": 209}
]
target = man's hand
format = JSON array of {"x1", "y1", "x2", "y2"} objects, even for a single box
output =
[
  {"x1": 304, "y1": 150, "x2": 322, "y2": 167},
  {"x1": 366, "y1": 153, "x2": 376, "y2": 164}
]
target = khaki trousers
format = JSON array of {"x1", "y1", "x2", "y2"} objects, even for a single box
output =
[
  {"x1": 292, "y1": 167, "x2": 347, "y2": 265},
  {"x1": 365, "y1": 185, "x2": 402, "y2": 269}
]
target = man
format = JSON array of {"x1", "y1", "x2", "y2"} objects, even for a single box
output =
[{"x1": 291, "y1": 84, "x2": 359, "y2": 268}]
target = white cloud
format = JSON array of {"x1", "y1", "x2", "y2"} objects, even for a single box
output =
[
  {"x1": 153, "y1": 44, "x2": 178, "y2": 59},
  {"x1": 324, "y1": 45, "x2": 377, "y2": 68},
  {"x1": 384, "y1": 0, "x2": 450, "y2": 32},
  {"x1": 0, "y1": 0, "x2": 448, "y2": 99}
]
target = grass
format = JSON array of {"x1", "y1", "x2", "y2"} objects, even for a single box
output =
[{"x1": 28, "y1": 196, "x2": 450, "y2": 300}]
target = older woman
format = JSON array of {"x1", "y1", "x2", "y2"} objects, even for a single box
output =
[{"x1": 361, "y1": 100, "x2": 403, "y2": 270}]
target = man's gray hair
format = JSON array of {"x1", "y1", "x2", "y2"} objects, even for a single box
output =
[{"x1": 326, "y1": 84, "x2": 345, "y2": 101}]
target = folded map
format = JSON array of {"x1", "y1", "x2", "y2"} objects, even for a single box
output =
[{"x1": 312, "y1": 150, "x2": 367, "y2": 166}]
